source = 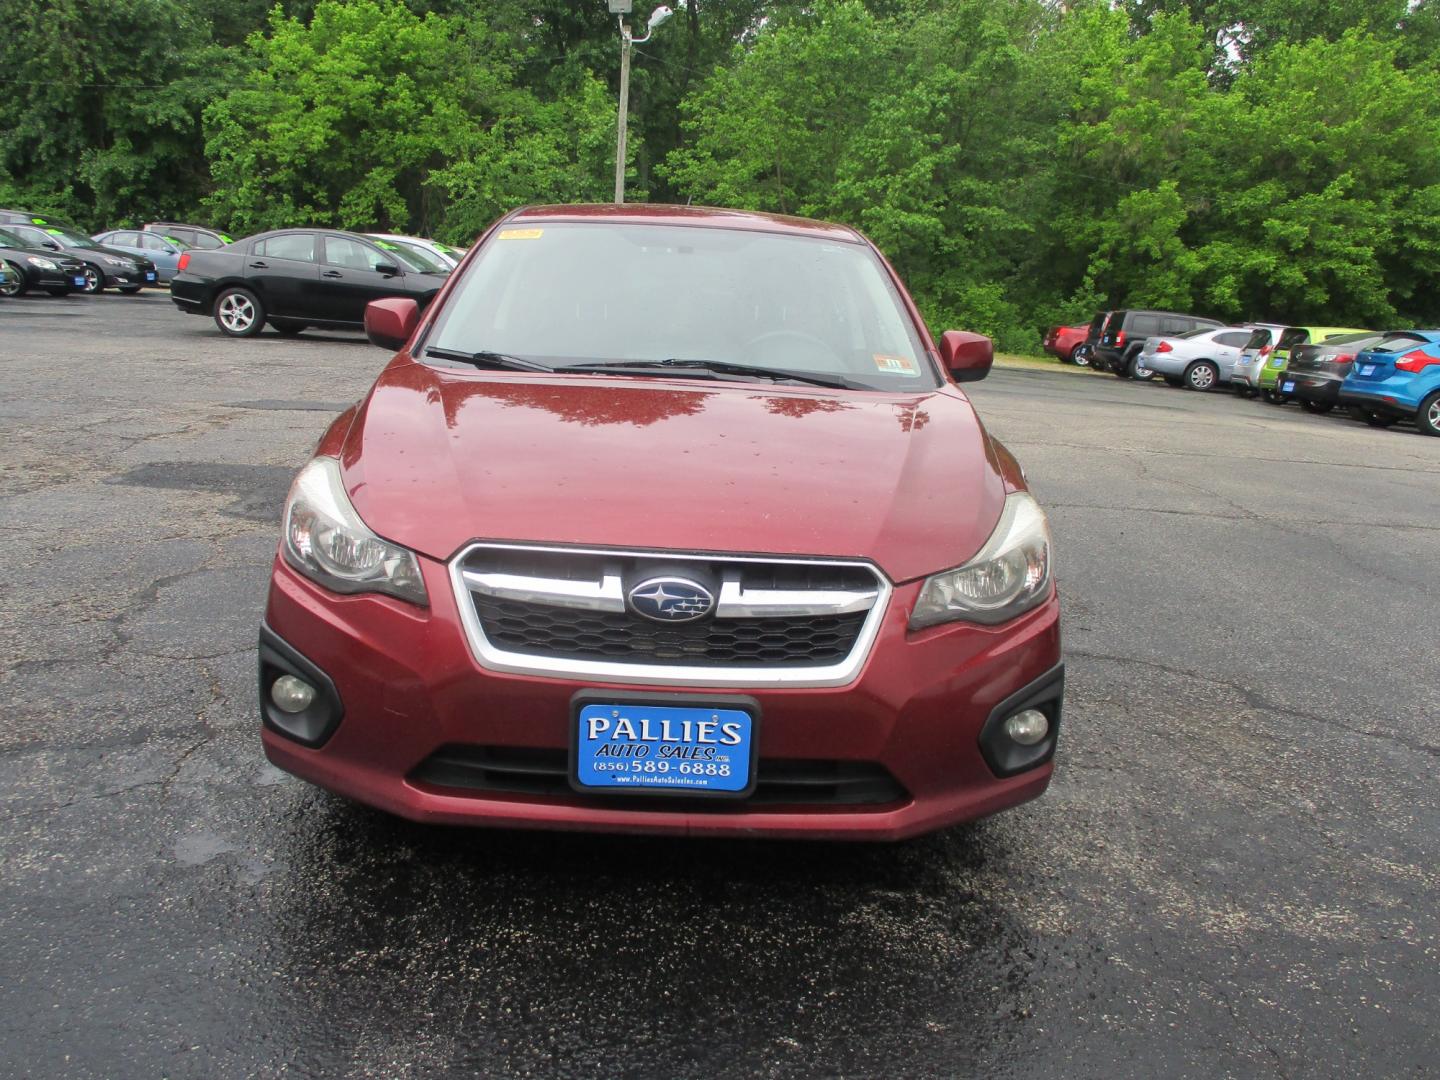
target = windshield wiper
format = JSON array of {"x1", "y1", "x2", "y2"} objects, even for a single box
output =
[
  {"x1": 424, "y1": 347, "x2": 553, "y2": 373},
  {"x1": 562, "y1": 358, "x2": 861, "y2": 390}
]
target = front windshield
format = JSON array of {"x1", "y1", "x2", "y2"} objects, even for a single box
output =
[
  {"x1": 374, "y1": 237, "x2": 447, "y2": 274},
  {"x1": 426, "y1": 222, "x2": 935, "y2": 391},
  {"x1": 35, "y1": 227, "x2": 97, "y2": 249}
]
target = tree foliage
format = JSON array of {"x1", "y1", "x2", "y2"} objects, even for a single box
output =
[{"x1": 4, "y1": 0, "x2": 1440, "y2": 347}]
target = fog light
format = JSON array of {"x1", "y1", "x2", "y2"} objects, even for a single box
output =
[
  {"x1": 1003, "y1": 708, "x2": 1049, "y2": 746},
  {"x1": 270, "y1": 674, "x2": 316, "y2": 714}
]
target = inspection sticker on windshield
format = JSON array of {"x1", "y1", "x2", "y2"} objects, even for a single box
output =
[
  {"x1": 873, "y1": 354, "x2": 920, "y2": 376},
  {"x1": 498, "y1": 228, "x2": 544, "y2": 241},
  {"x1": 572, "y1": 699, "x2": 756, "y2": 796}
]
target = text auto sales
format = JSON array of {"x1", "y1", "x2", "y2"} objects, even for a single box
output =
[{"x1": 586, "y1": 714, "x2": 744, "y2": 759}]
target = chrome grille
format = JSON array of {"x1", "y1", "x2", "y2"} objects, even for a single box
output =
[{"x1": 449, "y1": 543, "x2": 891, "y2": 687}]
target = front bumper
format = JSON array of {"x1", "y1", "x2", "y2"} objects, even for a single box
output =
[
  {"x1": 260, "y1": 554, "x2": 1063, "y2": 840},
  {"x1": 100, "y1": 264, "x2": 158, "y2": 288}
]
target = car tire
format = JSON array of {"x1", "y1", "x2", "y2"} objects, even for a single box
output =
[
  {"x1": 1072, "y1": 348, "x2": 1091, "y2": 368},
  {"x1": 272, "y1": 321, "x2": 308, "y2": 336},
  {"x1": 1262, "y1": 388, "x2": 1284, "y2": 404},
  {"x1": 214, "y1": 287, "x2": 266, "y2": 337},
  {"x1": 1418, "y1": 391, "x2": 1440, "y2": 437},
  {"x1": 1129, "y1": 352, "x2": 1154, "y2": 381},
  {"x1": 1, "y1": 261, "x2": 25, "y2": 297},
  {"x1": 119, "y1": 285, "x2": 143, "y2": 295},
  {"x1": 79, "y1": 265, "x2": 104, "y2": 294},
  {"x1": 1185, "y1": 361, "x2": 1219, "y2": 391},
  {"x1": 1300, "y1": 400, "x2": 1334, "y2": 415}
]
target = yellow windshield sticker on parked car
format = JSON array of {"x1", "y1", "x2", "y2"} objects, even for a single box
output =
[
  {"x1": 873, "y1": 354, "x2": 920, "y2": 376},
  {"x1": 498, "y1": 228, "x2": 544, "y2": 241}
]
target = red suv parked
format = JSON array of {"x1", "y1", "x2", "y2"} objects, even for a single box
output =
[{"x1": 260, "y1": 204, "x2": 1063, "y2": 841}]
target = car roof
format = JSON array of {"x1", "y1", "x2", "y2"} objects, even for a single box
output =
[{"x1": 509, "y1": 203, "x2": 866, "y2": 244}]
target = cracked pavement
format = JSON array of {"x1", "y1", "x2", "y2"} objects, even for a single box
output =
[{"x1": 1, "y1": 292, "x2": 1437, "y2": 1078}]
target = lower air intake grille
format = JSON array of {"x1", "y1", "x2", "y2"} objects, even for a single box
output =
[{"x1": 410, "y1": 745, "x2": 907, "y2": 807}]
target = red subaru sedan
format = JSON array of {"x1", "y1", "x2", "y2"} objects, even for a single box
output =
[{"x1": 260, "y1": 204, "x2": 1062, "y2": 841}]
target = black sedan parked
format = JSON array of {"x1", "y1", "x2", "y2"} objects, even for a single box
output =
[
  {"x1": 1279, "y1": 331, "x2": 1388, "y2": 413},
  {"x1": 0, "y1": 227, "x2": 88, "y2": 296},
  {"x1": 169, "y1": 228, "x2": 449, "y2": 337},
  {"x1": 3, "y1": 222, "x2": 157, "y2": 294}
]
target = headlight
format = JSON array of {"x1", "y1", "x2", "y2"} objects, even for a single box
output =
[
  {"x1": 282, "y1": 457, "x2": 428, "y2": 605},
  {"x1": 910, "y1": 492, "x2": 1052, "y2": 628},
  {"x1": 26, "y1": 255, "x2": 57, "y2": 269}
]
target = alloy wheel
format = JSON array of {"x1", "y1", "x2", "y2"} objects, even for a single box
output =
[
  {"x1": 0, "y1": 262, "x2": 21, "y2": 297},
  {"x1": 80, "y1": 266, "x2": 102, "y2": 293},
  {"x1": 218, "y1": 292, "x2": 256, "y2": 333}
]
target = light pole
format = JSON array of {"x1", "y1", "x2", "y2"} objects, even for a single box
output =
[{"x1": 612, "y1": 3, "x2": 672, "y2": 204}]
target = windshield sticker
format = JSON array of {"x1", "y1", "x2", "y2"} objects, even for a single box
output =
[
  {"x1": 375, "y1": 240, "x2": 398, "y2": 250},
  {"x1": 498, "y1": 228, "x2": 544, "y2": 241},
  {"x1": 873, "y1": 354, "x2": 920, "y2": 376},
  {"x1": 45, "y1": 228, "x2": 65, "y2": 235},
  {"x1": 31, "y1": 217, "x2": 49, "y2": 224},
  {"x1": 435, "y1": 243, "x2": 455, "y2": 252},
  {"x1": 219, "y1": 234, "x2": 233, "y2": 243}
]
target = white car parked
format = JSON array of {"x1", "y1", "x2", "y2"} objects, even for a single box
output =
[{"x1": 1138, "y1": 326, "x2": 1258, "y2": 390}]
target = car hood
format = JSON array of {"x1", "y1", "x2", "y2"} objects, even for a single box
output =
[
  {"x1": 0, "y1": 244, "x2": 84, "y2": 262},
  {"x1": 338, "y1": 361, "x2": 1008, "y2": 583}
]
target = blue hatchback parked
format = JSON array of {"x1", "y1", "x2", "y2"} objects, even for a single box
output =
[{"x1": 1339, "y1": 330, "x2": 1440, "y2": 436}]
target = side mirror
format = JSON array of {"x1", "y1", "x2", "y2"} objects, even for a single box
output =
[
  {"x1": 365, "y1": 297, "x2": 419, "y2": 351},
  {"x1": 939, "y1": 330, "x2": 994, "y2": 382},
  {"x1": 374, "y1": 262, "x2": 400, "y2": 277},
  {"x1": 44, "y1": 240, "x2": 61, "y2": 250}
]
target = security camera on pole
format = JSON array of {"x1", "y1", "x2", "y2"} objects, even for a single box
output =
[{"x1": 610, "y1": 1, "x2": 673, "y2": 204}]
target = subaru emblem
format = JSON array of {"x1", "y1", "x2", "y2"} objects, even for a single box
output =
[{"x1": 627, "y1": 577, "x2": 715, "y2": 623}]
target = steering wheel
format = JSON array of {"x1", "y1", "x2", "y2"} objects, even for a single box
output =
[{"x1": 743, "y1": 329, "x2": 838, "y2": 370}]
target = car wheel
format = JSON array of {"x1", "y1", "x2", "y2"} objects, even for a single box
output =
[
  {"x1": 1, "y1": 261, "x2": 24, "y2": 297},
  {"x1": 1418, "y1": 391, "x2": 1440, "y2": 437},
  {"x1": 1129, "y1": 352, "x2": 1155, "y2": 380},
  {"x1": 79, "y1": 265, "x2": 104, "y2": 294},
  {"x1": 1072, "y1": 349, "x2": 1090, "y2": 368},
  {"x1": 119, "y1": 285, "x2": 143, "y2": 295},
  {"x1": 272, "y1": 321, "x2": 308, "y2": 336},
  {"x1": 214, "y1": 287, "x2": 266, "y2": 337},
  {"x1": 1185, "y1": 361, "x2": 1218, "y2": 391},
  {"x1": 1262, "y1": 388, "x2": 1284, "y2": 404},
  {"x1": 1300, "y1": 400, "x2": 1334, "y2": 415}
]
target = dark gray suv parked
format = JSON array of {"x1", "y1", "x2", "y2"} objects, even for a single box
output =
[{"x1": 1087, "y1": 309, "x2": 1225, "y2": 379}]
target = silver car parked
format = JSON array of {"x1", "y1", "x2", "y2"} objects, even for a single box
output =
[{"x1": 1138, "y1": 326, "x2": 1257, "y2": 390}]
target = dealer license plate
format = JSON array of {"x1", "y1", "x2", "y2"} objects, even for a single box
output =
[
  {"x1": 145, "y1": 271, "x2": 157, "y2": 282},
  {"x1": 1360, "y1": 364, "x2": 1376, "y2": 376},
  {"x1": 73, "y1": 276, "x2": 86, "y2": 287},
  {"x1": 1282, "y1": 380, "x2": 1295, "y2": 392},
  {"x1": 573, "y1": 700, "x2": 755, "y2": 795}
]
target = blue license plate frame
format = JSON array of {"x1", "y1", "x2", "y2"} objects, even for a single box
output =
[{"x1": 569, "y1": 690, "x2": 760, "y2": 799}]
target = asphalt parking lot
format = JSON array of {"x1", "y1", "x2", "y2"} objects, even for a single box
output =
[{"x1": 2, "y1": 290, "x2": 1438, "y2": 1078}]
